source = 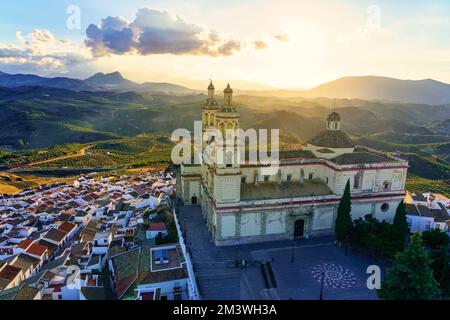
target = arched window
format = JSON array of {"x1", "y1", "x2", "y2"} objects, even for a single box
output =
[
  {"x1": 382, "y1": 181, "x2": 392, "y2": 191},
  {"x1": 354, "y1": 171, "x2": 363, "y2": 189}
]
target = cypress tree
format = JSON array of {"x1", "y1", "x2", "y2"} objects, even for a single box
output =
[
  {"x1": 335, "y1": 179, "x2": 352, "y2": 243},
  {"x1": 378, "y1": 233, "x2": 440, "y2": 300},
  {"x1": 392, "y1": 200, "x2": 409, "y2": 251}
]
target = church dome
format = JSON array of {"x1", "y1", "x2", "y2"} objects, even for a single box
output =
[
  {"x1": 327, "y1": 112, "x2": 341, "y2": 122},
  {"x1": 307, "y1": 130, "x2": 355, "y2": 148}
]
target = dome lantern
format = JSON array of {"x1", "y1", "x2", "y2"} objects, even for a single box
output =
[{"x1": 326, "y1": 111, "x2": 341, "y2": 131}]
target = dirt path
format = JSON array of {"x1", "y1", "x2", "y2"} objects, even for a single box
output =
[{"x1": 24, "y1": 145, "x2": 95, "y2": 167}]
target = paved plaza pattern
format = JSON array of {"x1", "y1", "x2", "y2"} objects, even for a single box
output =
[
  {"x1": 312, "y1": 263, "x2": 357, "y2": 289},
  {"x1": 180, "y1": 205, "x2": 382, "y2": 300}
]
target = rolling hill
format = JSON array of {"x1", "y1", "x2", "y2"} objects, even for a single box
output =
[
  {"x1": 3, "y1": 71, "x2": 450, "y2": 104},
  {"x1": 1, "y1": 71, "x2": 450, "y2": 183},
  {"x1": 303, "y1": 76, "x2": 450, "y2": 105}
]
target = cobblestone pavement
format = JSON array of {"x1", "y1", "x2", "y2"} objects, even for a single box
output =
[{"x1": 179, "y1": 205, "x2": 382, "y2": 300}]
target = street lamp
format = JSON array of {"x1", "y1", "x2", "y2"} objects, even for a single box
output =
[{"x1": 319, "y1": 271, "x2": 325, "y2": 300}]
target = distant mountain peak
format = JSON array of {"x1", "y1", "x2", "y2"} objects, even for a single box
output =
[
  {"x1": 87, "y1": 71, "x2": 125, "y2": 81},
  {"x1": 305, "y1": 75, "x2": 450, "y2": 105}
]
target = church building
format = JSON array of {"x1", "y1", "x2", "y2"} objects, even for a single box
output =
[{"x1": 178, "y1": 81, "x2": 409, "y2": 246}]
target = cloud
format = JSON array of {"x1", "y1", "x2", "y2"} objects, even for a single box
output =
[
  {"x1": 253, "y1": 41, "x2": 268, "y2": 50},
  {"x1": 0, "y1": 29, "x2": 91, "y2": 75},
  {"x1": 274, "y1": 33, "x2": 289, "y2": 42},
  {"x1": 85, "y1": 8, "x2": 252, "y2": 57}
]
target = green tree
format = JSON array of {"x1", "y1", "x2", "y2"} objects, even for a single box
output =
[
  {"x1": 429, "y1": 246, "x2": 450, "y2": 297},
  {"x1": 422, "y1": 229, "x2": 450, "y2": 297},
  {"x1": 422, "y1": 228, "x2": 450, "y2": 249},
  {"x1": 378, "y1": 233, "x2": 440, "y2": 300},
  {"x1": 335, "y1": 179, "x2": 352, "y2": 243},
  {"x1": 392, "y1": 200, "x2": 409, "y2": 251}
]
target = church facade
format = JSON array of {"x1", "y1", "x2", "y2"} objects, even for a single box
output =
[{"x1": 178, "y1": 82, "x2": 409, "y2": 246}]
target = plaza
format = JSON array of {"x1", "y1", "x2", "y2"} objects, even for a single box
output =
[{"x1": 180, "y1": 205, "x2": 382, "y2": 300}]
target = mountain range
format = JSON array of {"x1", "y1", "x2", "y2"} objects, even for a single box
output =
[
  {"x1": 302, "y1": 76, "x2": 450, "y2": 105},
  {"x1": 238, "y1": 76, "x2": 450, "y2": 105},
  {"x1": 1, "y1": 71, "x2": 450, "y2": 104},
  {"x1": 0, "y1": 71, "x2": 195, "y2": 95}
]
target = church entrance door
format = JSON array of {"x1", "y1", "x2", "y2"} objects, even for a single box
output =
[
  {"x1": 191, "y1": 196, "x2": 198, "y2": 205},
  {"x1": 294, "y1": 219, "x2": 305, "y2": 238}
]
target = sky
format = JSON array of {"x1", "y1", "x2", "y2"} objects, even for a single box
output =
[{"x1": 0, "y1": 0, "x2": 449, "y2": 89}]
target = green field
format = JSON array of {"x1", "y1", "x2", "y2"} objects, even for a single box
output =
[
  {"x1": 39, "y1": 134, "x2": 173, "y2": 169},
  {"x1": 0, "y1": 144, "x2": 84, "y2": 165},
  {"x1": 405, "y1": 176, "x2": 450, "y2": 197}
]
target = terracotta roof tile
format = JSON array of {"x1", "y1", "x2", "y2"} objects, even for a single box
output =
[
  {"x1": 57, "y1": 221, "x2": 77, "y2": 234},
  {"x1": 25, "y1": 243, "x2": 48, "y2": 257},
  {"x1": 43, "y1": 228, "x2": 67, "y2": 243},
  {"x1": 18, "y1": 239, "x2": 33, "y2": 250},
  {"x1": 0, "y1": 265, "x2": 22, "y2": 281}
]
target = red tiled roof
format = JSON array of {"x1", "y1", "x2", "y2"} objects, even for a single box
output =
[
  {"x1": 18, "y1": 239, "x2": 33, "y2": 250},
  {"x1": 147, "y1": 223, "x2": 167, "y2": 232},
  {"x1": 58, "y1": 221, "x2": 77, "y2": 234},
  {"x1": 35, "y1": 205, "x2": 48, "y2": 212},
  {"x1": 52, "y1": 285, "x2": 62, "y2": 293},
  {"x1": 25, "y1": 243, "x2": 48, "y2": 257},
  {"x1": 62, "y1": 211, "x2": 77, "y2": 216},
  {"x1": 0, "y1": 265, "x2": 22, "y2": 281},
  {"x1": 43, "y1": 228, "x2": 67, "y2": 243}
]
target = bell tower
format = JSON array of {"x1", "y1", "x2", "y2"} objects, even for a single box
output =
[
  {"x1": 208, "y1": 80, "x2": 215, "y2": 99},
  {"x1": 211, "y1": 83, "x2": 241, "y2": 204},
  {"x1": 224, "y1": 83, "x2": 233, "y2": 106},
  {"x1": 202, "y1": 80, "x2": 219, "y2": 133}
]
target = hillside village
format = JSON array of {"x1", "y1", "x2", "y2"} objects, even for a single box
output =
[
  {"x1": 0, "y1": 166, "x2": 448, "y2": 300},
  {"x1": 0, "y1": 169, "x2": 198, "y2": 300},
  {"x1": 405, "y1": 191, "x2": 450, "y2": 234}
]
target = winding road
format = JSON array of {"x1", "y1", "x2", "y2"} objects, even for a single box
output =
[{"x1": 22, "y1": 145, "x2": 95, "y2": 168}]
